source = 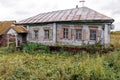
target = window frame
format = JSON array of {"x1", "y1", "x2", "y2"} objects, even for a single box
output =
[
  {"x1": 34, "y1": 30, "x2": 39, "y2": 40},
  {"x1": 44, "y1": 29, "x2": 49, "y2": 39},
  {"x1": 76, "y1": 29, "x2": 82, "y2": 40},
  {"x1": 63, "y1": 28, "x2": 68, "y2": 39},
  {"x1": 90, "y1": 29, "x2": 97, "y2": 40}
]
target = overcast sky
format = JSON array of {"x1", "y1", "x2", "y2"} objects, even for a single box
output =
[{"x1": 0, "y1": 0, "x2": 119, "y2": 31}]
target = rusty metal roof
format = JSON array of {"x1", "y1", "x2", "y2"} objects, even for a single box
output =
[
  {"x1": 12, "y1": 26, "x2": 28, "y2": 33},
  {"x1": 0, "y1": 21, "x2": 16, "y2": 35},
  {"x1": 17, "y1": 7, "x2": 114, "y2": 24}
]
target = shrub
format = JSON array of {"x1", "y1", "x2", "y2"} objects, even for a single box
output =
[{"x1": 22, "y1": 42, "x2": 49, "y2": 53}]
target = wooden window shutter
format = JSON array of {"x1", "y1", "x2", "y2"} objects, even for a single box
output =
[
  {"x1": 49, "y1": 29, "x2": 53, "y2": 40},
  {"x1": 71, "y1": 29, "x2": 74, "y2": 40},
  {"x1": 83, "y1": 30, "x2": 86, "y2": 40},
  {"x1": 73, "y1": 29, "x2": 76, "y2": 40},
  {"x1": 68, "y1": 28, "x2": 71, "y2": 40},
  {"x1": 60, "y1": 28, "x2": 63, "y2": 39},
  {"x1": 97, "y1": 30, "x2": 101, "y2": 41},
  {"x1": 70, "y1": 29, "x2": 75, "y2": 40},
  {"x1": 97, "y1": 30, "x2": 101, "y2": 37}
]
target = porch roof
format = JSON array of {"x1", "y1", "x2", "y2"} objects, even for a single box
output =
[
  {"x1": 0, "y1": 21, "x2": 16, "y2": 35},
  {"x1": 12, "y1": 26, "x2": 28, "y2": 33},
  {"x1": 0, "y1": 21, "x2": 27, "y2": 35}
]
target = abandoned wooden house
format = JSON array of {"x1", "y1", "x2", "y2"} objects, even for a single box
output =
[
  {"x1": 16, "y1": 7, "x2": 114, "y2": 46},
  {"x1": 0, "y1": 21, "x2": 27, "y2": 47}
]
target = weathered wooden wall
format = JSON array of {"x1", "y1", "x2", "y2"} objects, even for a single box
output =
[
  {"x1": 26, "y1": 22, "x2": 111, "y2": 46},
  {"x1": 27, "y1": 24, "x2": 54, "y2": 45},
  {"x1": 56, "y1": 23, "x2": 104, "y2": 45}
]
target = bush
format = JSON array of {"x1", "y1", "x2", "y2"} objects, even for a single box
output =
[{"x1": 22, "y1": 42, "x2": 49, "y2": 53}]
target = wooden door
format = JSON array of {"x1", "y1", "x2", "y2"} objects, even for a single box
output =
[{"x1": 22, "y1": 34, "x2": 27, "y2": 43}]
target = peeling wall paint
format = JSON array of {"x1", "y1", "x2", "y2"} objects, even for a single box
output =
[{"x1": 26, "y1": 22, "x2": 111, "y2": 46}]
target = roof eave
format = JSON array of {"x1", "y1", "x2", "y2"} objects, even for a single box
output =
[
  {"x1": 16, "y1": 19, "x2": 114, "y2": 25},
  {"x1": 17, "y1": 32, "x2": 28, "y2": 33}
]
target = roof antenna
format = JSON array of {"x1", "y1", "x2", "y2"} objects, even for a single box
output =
[{"x1": 79, "y1": 0, "x2": 85, "y2": 7}]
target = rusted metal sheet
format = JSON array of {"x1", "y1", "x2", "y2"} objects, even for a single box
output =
[
  {"x1": 35, "y1": 14, "x2": 47, "y2": 23},
  {"x1": 55, "y1": 10, "x2": 67, "y2": 21},
  {"x1": 86, "y1": 10, "x2": 96, "y2": 20},
  {"x1": 80, "y1": 7, "x2": 90, "y2": 20},
  {"x1": 31, "y1": 14, "x2": 43, "y2": 23},
  {"x1": 17, "y1": 7, "x2": 114, "y2": 24},
  {"x1": 12, "y1": 26, "x2": 28, "y2": 33},
  {"x1": 66, "y1": 8, "x2": 78, "y2": 21},
  {"x1": 60, "y1": 9, "x2": 72, "y2": 21},
  {"x1": 0, "y1": 21, "x2": 15, "y2": 35},
  {"x1": 43, "y1": 12, "x2": 56, "y2": 22},
  {"x1": 73, "y1": 8, "x2": 82, "y2": 20},
  {"x1": 37, "y1": 13, "x2": 50, "y2": 23},
  {"x1": 48, "y1": 11, "x2": 61, "y2": 22}
]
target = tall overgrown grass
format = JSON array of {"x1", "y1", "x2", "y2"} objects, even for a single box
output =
[
  {"x1": 0, "y1": 32, "x2": 119, "y2": 79},
  {"x1": 111, "y1": 34, "x2": 120, "y2": 49},
  {"x1": 0, "y1": 47, "x2": 119, "y2": 79}
]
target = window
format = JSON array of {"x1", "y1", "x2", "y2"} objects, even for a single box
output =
[
  {"x1": 34, "y1": 30, "x2": 38, "y2": 39},
  {"x1": 44, "y1": 30, "x2": 49, "y2": 39},
  {"x1": 76, "y1": 29, "x2": 82, "y2": 40},
  {"x1": 90, "y1": 29, "x2": 96, "y2": 40},
  {"x1": 63, "y1": 28, "x2": 68, "y2": 39}
]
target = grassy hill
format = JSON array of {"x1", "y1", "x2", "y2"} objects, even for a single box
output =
[{"x1": 0, "y1": 33, "x2": 119, "y2": 80}]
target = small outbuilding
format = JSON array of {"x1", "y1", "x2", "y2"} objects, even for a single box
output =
[{"x1": 0, "y1": 21, "x2": 27, "y2": 47}]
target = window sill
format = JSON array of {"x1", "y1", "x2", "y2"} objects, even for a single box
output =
[
  {"x1": 44, "y1": 39, "x2": 51, "y2": 41},
  {"x1": 75, "y1": 39, "x2": 82, "y2": 41},
  {"x1": 89, "y1": 40, "x2": 97, "y2": 41},
  {"x1": 62, "y1": 38, "x2": 69, "y2": 40}
]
